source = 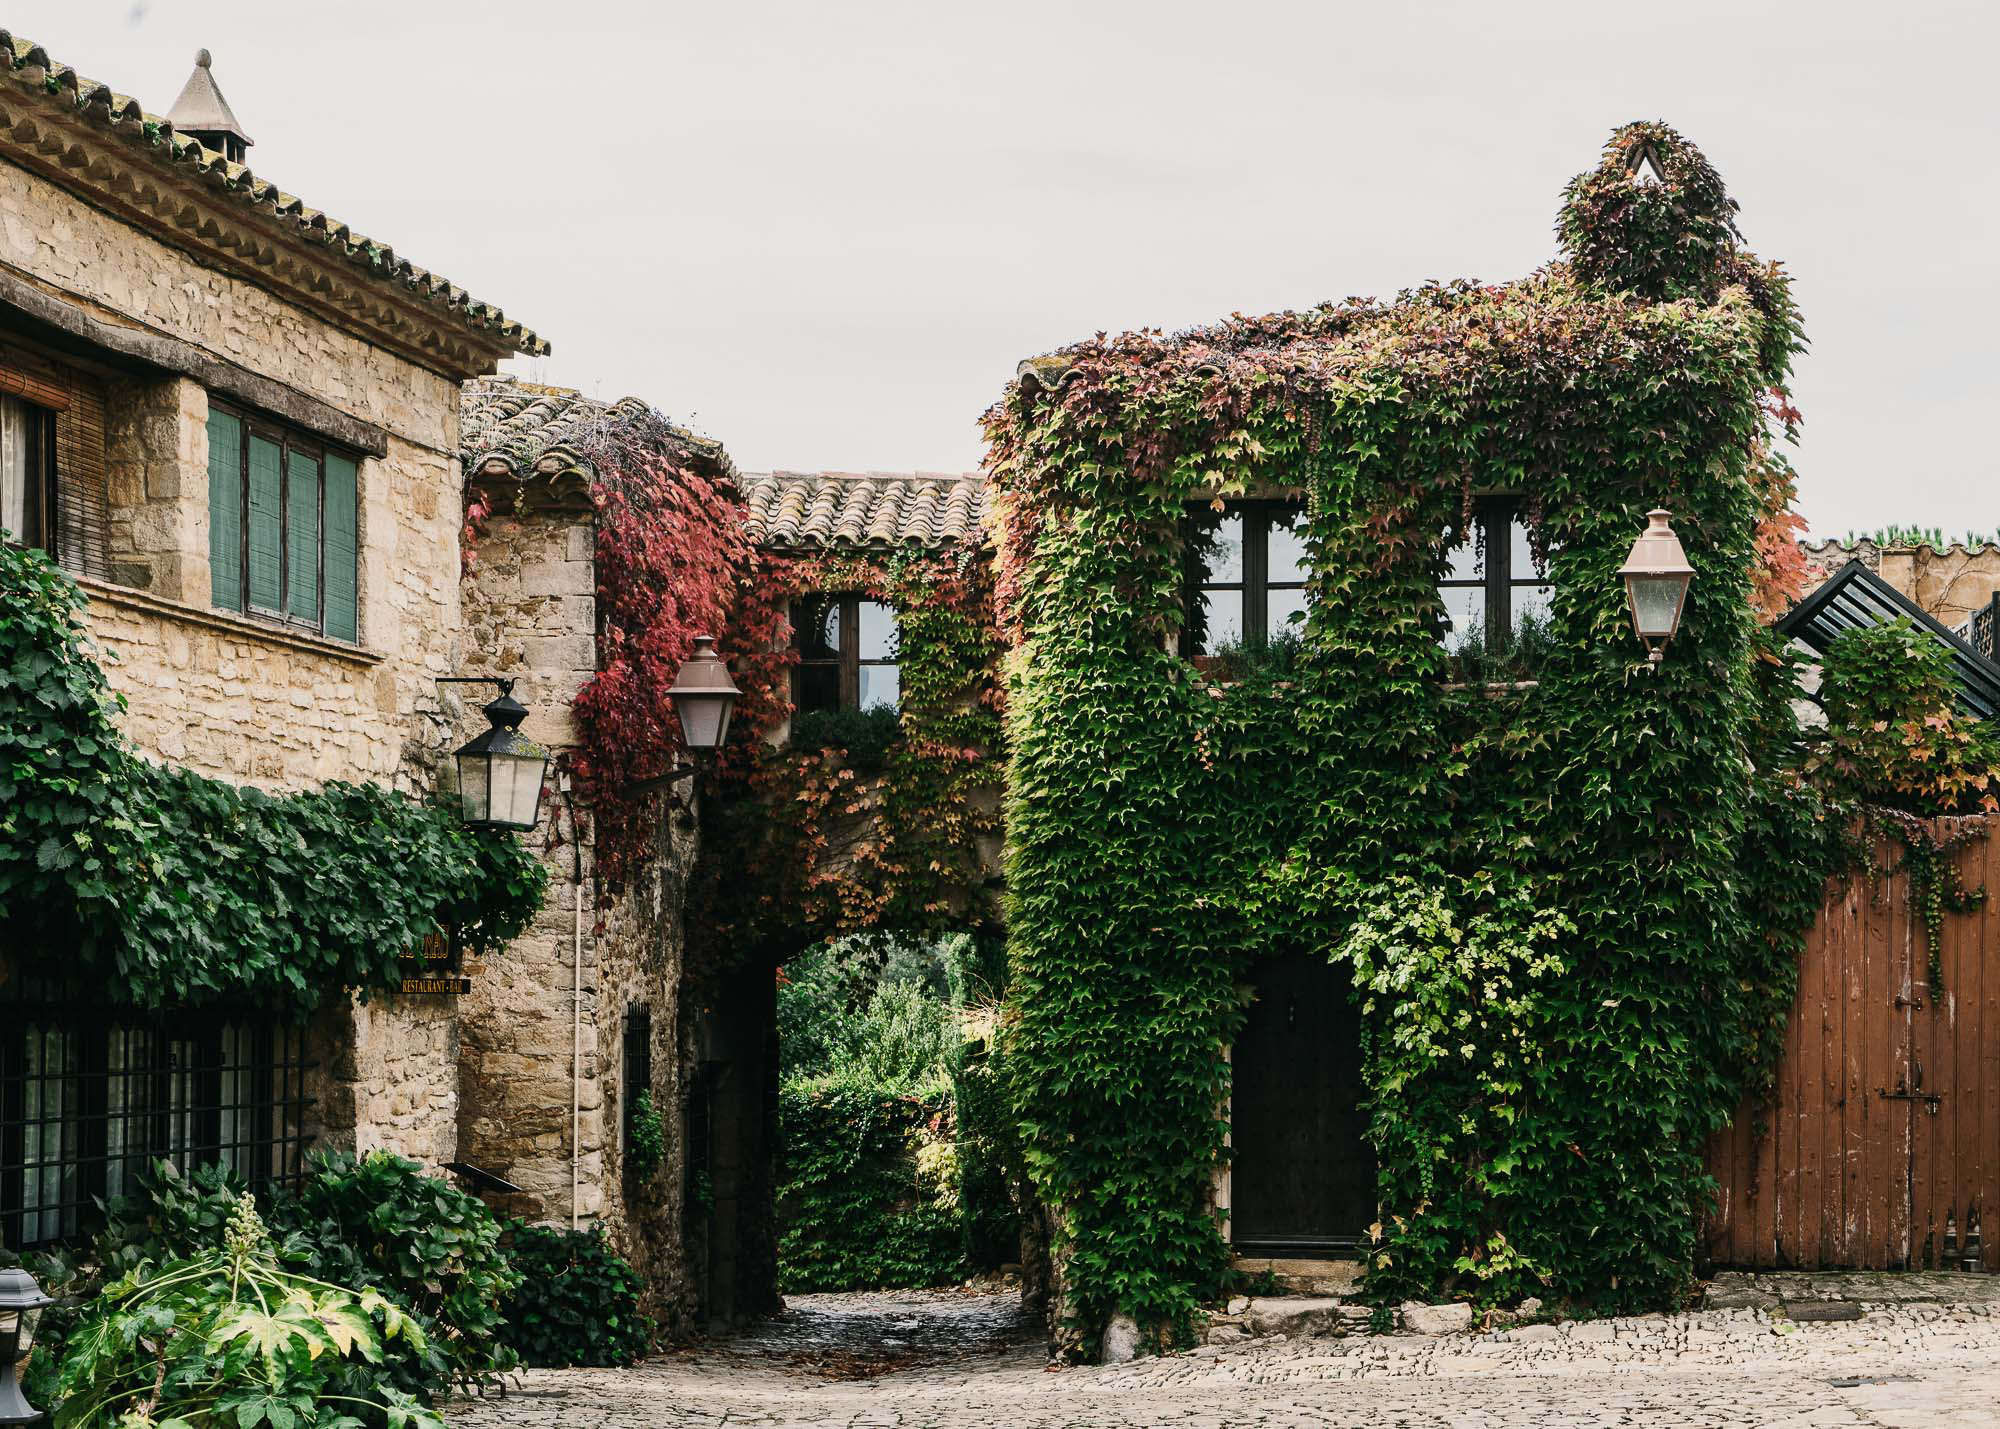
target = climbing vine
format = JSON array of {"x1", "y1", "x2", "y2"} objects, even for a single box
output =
[
  {"x1": 1808, "y1": 618, "x2": 2000, "y2": 992},
  {"x1": 561, "y1": 408, "x2": 789, "y2": 892},
  {"x1": 983, "y1": 121, "x2": 1836, "y2": 1352},
  {"x1": 692, "y1": 544, "x2": 1006, "y2": 959},
  {"x1": 0, "y1": 541, "x2": 545, "y2": 1011}
]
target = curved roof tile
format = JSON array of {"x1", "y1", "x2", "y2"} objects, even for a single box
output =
[{"x1": 738, "y1": 471, "x2": 990, "y2": 552}]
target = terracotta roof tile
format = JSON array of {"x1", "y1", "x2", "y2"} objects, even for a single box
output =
[
  {"x1": 1, "y1": 28, "x2": 546, "y2": 357},
  {"x1": 740, "y1": 471, "x2": 989, "y2": 551},
  {"x1": 459, "y1": 376, "x2": 731, "y2": 496}
]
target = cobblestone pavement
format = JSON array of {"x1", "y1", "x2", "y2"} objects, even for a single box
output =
[{"x1": 449, "y1": 1284, "x2": 2000, "y2": 1428}]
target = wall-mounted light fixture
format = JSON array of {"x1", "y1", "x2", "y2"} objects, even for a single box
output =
[
  {"x1": 439, "y1": 677, "x2": 550, "y2": 832},
  {"x1": 1619, "y1": 509, "x2": 1694, "y2": 669}
]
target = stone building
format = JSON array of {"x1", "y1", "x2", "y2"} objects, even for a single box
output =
[
  {"x1": 1799, "y1": 536, "x2": 2000, "y2": 638},
  {"x1": 0, "y1": 36, "x2": 543, "y2": 1245}
]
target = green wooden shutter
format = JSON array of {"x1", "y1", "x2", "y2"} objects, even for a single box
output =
[
  {"x1": 286, "y1": 447, "x2": 321, "y2": 624},
  {"x1": 207, "y1": 407, "x2": 242, "y2": 609},
  {"x1": 246, "y1": 433, "x2": 282, "y2": 611},
  {"x1": 323, "y1": 452, "x2": 358, "y2": 643}
]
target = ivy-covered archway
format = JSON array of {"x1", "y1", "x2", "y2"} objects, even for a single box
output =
[{"x1": 983, "y1": 122, "x2": 1833, "y2": 1354}]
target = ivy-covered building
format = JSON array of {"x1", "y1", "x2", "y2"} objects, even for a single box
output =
[{"x1": 983, "y1": 122, "x2": 1827, "y2": 1355}]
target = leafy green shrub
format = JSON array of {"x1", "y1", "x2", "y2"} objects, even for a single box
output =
[
  {"x1": 53, "y1": 1193, "x2": 441, "y2": 1429},
  {"x1": 777, "y1": 1078, "x2": 964, "y2": 1293},
  {"x1": 496, "y1": 1224, "x2": 651, "y2": 1368},
  {"x1": 1810, "y1": 619, "x2": 2000, "y2": 815},
  {"x1": 279, "y1": 1151, "x2": 521, "y2": 1392},
  {"x1": 787, "y1": 704, "x2": 902, "y2": 773},
  {"x1": 84, "y1": 1154, "x2": 519, "y2": 1404},
  {"x1": 778, "y1": 941, "x2": 958, "y2": 1091}
]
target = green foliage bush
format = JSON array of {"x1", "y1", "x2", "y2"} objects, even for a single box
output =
[
  {"x1": 775, "y1": 936, "x2": 1020, "y2": 1289},
  {"x1": 75, "y1": 1153, "x2": 520, "y2": 1407},
  {"x1": 788, "y1": 704, "x2": 903, "y2": 773},
  {"x1": 496, "y1": 1224, "x2": 651, "y2": 1368},
  {"x1": 626, "y1": 1090, "x2": 666, "y2": 1180},
  {"x1": 777, "y1": 1078, "x2": 964, "y2": 1293},
  {"x1": 0, "y1": 542, "x2": 545, "y2": 1012},
  {"x1": 53, "y1": 1193, "x2": 442, "y2": 1429}
]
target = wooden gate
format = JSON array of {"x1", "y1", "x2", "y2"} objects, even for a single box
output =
[{"x1": 1707, "y1": 816, "x2": 2000, "y2": 1271}]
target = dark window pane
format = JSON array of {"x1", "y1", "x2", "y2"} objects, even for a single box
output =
[
  {"x1": 1268, "y1": 507, "x2": 1309, "y2": 586},
  {"x1": 794, "y1": 597, "x2": 841, "y2": 660},
  {"x1": 794, "y1": 663, "x2": 840, "y2": 714},
  {"x1": 859, "y1": 664, "x2": 900, "y2": 710},
  {"x1": 858, "y1": 600, "x2": 896, "y2": 661},
  {"x1": 1509, "y1": 516, "x2": 1541, "y2": 580},
  {"x1": 0, "y1": 395, "x2": 44, "y2": 549}
]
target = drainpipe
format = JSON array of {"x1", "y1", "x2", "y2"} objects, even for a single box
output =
[
  {"x1": 572, "y1": 862, "x2": 583, "y2": 1232},
  {"x1": 557, "y1": 768, "x2": 585, "y2": 1233}
]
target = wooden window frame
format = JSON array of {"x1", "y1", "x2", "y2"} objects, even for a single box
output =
[
  {"x1": 1181, "y1": 499, "x2": 1308, "y2": 657},
  {"x1": 209, "y1": 398, "x2": 357, "y2": 640},
  {"x1": 1439, "y1": 495, "x2": 1550, "y2": 650},
  {"x1": 791, "y1": 593, "x2": 900, "y2": 713},
  {"x1": 0, "y1": 394, "x2": 56, "y2": 558}
]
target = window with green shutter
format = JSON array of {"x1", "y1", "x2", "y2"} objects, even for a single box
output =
[{"x1": 206, "y1": 397, "x2": 361, "y2": 643}]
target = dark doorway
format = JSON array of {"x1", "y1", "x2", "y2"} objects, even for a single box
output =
[{"x1": 1229, "y1": 951, "x2": 1375, "y2": 1254}]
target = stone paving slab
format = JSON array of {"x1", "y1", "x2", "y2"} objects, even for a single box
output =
[{"x1": 450, "y1": 1285, "x2": 2000, "y2": 1428}]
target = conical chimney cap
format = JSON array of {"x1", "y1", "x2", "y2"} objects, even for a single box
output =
[{"x1": 165, "y1": 47, "x2": 252, "y2": 151}]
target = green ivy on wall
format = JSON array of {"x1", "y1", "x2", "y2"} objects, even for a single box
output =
[
  {"x1": 982, "y1": 122, "x2": 1841, "y2": 1353},
  {"x1": 0, "y1": 542, "x2": 546, "y2": 1011}
]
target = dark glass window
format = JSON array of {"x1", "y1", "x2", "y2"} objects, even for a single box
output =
[
  {"x1": 622, "y1": 1005, "x2": 652, "y2": 1185},
  {"x1": 791, "y1": 594, "x2": 900, "y2": 713},
  {"x1": 0, "y1": 984, "x2": 313, "y2": 1249},
  {"x1": 207, "y1": 400, "x2": 360, "y2": 642},
  {"x1": 0, "y1": 392, "x2": 53, "y2": 553},
  {"x1": 1439, "y1": 496, "x2": 1552, "y2": 651},
  {"x1": 1183, "y1": 501, "x2": 1309, "y2": 656}
]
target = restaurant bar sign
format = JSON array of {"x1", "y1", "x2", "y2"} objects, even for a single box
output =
[{"x1": 401, "y1": 922, "x2": 471, "y2": 995}]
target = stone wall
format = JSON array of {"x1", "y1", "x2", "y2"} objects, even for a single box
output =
[
  {"x1": 1800, "y1": 538, "x2": 2000, "y2": 630},
  {"x1": 454, "y1": 491, "x2": 707, "y2": 1325},
  {"x1": 2, "y1": 141, "x2": 478, "y2": 1172}
]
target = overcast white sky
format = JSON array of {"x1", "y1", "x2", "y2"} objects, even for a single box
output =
[{"x1": 17, "y1": 1, "x2": 1997, "y2": 538}]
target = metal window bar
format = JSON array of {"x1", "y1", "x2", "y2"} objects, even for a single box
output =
[
  {"x1": 1961, "y1": 594, "x2": 1999, "y2": 661},
  {"x1": 0, "y1": 986, "x2": 315, "y2": 1250}
]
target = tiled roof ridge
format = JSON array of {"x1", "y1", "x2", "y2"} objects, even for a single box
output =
[
  {"x1": 1800, "y1": 535, "x2": 1995, "y2": 559},
  {"x1": 740, "y1": 469, "x2": 989, "y2": 551},
  {"x1": 1, "y1": 28, "x2": 546, "y2": 358}
]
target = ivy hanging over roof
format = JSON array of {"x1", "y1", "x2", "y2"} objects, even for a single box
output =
[{"x1": 0, "y1": 543, "x2": 545, "y2": 1011}]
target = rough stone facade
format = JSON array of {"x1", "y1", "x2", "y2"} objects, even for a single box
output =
[
  {"x1": 1800, "y1": 537, "x2": 2000, "y2": 631},
  {"x1": 0, "y1": 53, "x2": 535, "y2": 1188},
  {"x1": 453, "y1": 482, "x2": 708, "y2": 1330}
]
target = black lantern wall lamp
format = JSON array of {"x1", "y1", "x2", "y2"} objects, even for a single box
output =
[
  {"x1": 1619, "y1": 508, "x2": 1695, "y2": 669},
  {"x1": 439, "y1": 677, "x2": 551, "y2": 832},
  {"x1": 0, "y1": 1265, "x2": 52, "y2": 1424}
]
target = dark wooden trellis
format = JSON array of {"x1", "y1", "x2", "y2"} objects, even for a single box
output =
[{"x1": 1707, "y1": 816, "x2": 1999, "y2": 1271}]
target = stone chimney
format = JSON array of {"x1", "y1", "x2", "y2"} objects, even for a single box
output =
[{"x1": 165, "y1": 48, "x2": 252, "y2": 163}]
